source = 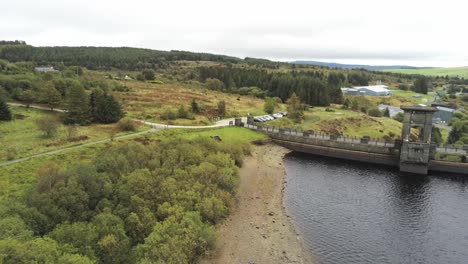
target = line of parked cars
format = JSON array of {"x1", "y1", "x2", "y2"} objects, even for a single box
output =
[{"x1": 253, "y1": 112, "x2": 287, "y2": 122}]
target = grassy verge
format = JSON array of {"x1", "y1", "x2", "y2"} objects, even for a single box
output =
[{"x1": 0, "y1": 106, "x2": 149, "y2": 162}]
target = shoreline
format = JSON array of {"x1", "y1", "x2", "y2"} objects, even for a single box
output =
[{"x1": 201, "y1": 144, "x2": 313, "y2": 264}]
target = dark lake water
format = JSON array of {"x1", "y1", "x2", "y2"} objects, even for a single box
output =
[{"x1": 283, "y1": 152, "x2": 468, "y2": 264}]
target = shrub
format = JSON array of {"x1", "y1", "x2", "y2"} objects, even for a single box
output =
[
  {"x1": 160, "y1": 108, "x2": 177, "y2": 120},
  {"x1": 205, "y1": 78, "x2": 225, "y2": 91},
  {"x1": 399, "y1": 84, "x2": 409, "y2": 91},
  {"x1": 367, "y1": 107, "x2": 382, "y2": 117},
  {"x1": 177, "y1": 105, "x2": 189, "y2": 119},
  {"x1": 393, "y1": 112, "x2": 404, "y2": 122},
  {"x1": 117, "y1": 118, "x2": 136, "y2": 131},
  {"x1": 35, "y1": 116, "x2": 60, "y2": 137}
]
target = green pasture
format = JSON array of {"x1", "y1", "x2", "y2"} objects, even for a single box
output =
[{"x1": 382, "y1": 67, "x2": 468, "y2": 78}]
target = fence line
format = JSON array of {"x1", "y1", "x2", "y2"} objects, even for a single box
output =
[{"x1": 244, "y1": 123, "x2": 467, "y2": 154}]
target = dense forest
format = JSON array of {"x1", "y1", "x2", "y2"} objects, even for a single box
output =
[
  {"x1": 0, "y1": 138, "x2": 250, "y2": 263},
  {"x1": 0, "y1": 59, "x2": 123, "y2": 125},
  {"x1": 194, "y1": 66, "x2": 372, "y2": 106},
  {"x1": 0, "y1": 44, "x2": 244, "y2": 70}
]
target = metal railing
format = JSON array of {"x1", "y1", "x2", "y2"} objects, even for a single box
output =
[{"x1": 244, "y1": 123, "x2": 468, "y2": 156}]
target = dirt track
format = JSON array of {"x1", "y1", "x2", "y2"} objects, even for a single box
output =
[{"x1": 201, "y1": 144, "x2": 313, "y2": 264}]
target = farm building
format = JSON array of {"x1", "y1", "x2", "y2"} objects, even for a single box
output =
[
  {"x1": 35, "y1": 67, "x2": 59, "y2": 73},
  {"x1": 432, "y1": 105, "x2": 455, "y2": 123},
  {"x1": 341, "y1": 85, "x2": 393, "y2": 96}
]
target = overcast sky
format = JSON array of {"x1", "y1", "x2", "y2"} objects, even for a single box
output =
[{"x1": 2, "y1": 0, "x2": 467, "y2": 67}]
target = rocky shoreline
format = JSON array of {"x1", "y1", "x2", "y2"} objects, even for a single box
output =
[{"x1": 201, "y1": 144, "x2": 313, "y2": 264}]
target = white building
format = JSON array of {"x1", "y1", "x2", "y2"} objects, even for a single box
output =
[{"x1": 342, "y1": 85, "x2": 393, "y2": 96}]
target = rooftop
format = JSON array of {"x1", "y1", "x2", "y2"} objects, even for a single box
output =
[
  {"x1": 400, "y1": 105, "x2": 438, "y2": 112},
  {"x1": 342, "y1": 85, "x2": 390, "y2": 93}
]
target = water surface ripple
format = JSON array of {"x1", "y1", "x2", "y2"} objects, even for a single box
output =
[{"x1": 283, "y1": 152, "x2": 468, "y2": 264}]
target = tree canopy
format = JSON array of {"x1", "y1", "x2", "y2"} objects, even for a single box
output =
[{"x1": 0, "y1": 138, "x2": 250, "y2": 264}]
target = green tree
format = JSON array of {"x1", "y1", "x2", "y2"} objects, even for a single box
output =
[
  {"x1": 41, "y1": 84, "x2": 62, "y2": 110},
  {"x1": 90, "y1": 89, "x2": 123, "y2": 123},
  {"x1": 134, "y1": 212, "x2": 215, "y2": 264},
  {"x1": 92, "y1": 212, "x2": 130, "y2": 264},
  {"x1": 342, "y1": 98, "x2": 350, "y2": 109},
  {"x1": 178, "y1": 104, "x2": 189, "y2": 119},
  {"x1": 217, "y1": 100, "x2": 226, "y2": 117},
  {"x1": 412, "y1": 76, "x2": 429, "y2": 94},
  {"x1": 48, "y1": 222, "x2": 98, "y2": 261},
  {"x1": 431, "y1": 126, "x2": 444, "y2": 145},
  {"x1": 206, "y1": 78, "x2": 225, "y2": 91},
  {"x1": 327, "y1": 73, "x2": 344, "y2": 104},
  {"x1": 19, "y1": 89, "x2": 36, "y2": 107},
  {"x1": 264, "y1": 97, "x2": 275, "y2": 114},
  {"x1": 142, "y1": 69, "x2": 155, "y2": 80},
  {"x1": 0, "y1": 237, "x2": 94, "y2": 264},
  {"x1": 36, "y1": 116, "x2": 60, "y2": 137},
  {"x1": 191, "y1": 99, "x2": 200, "y2": 113},
  {"x1": 136, "y1": 73, "x2": 145, "y2": 81},
  {"x1": 399, "y1": 83, "x2": 409, "y2": 91},
  {"x1": 286, "y1": 93, "x2": 303, "y2": 123},
  {"x1": 0, "y1": 216, "x2": 34, "y2": 241},
  {"x1": 393, "y1": 112, "x2": 404, "y2": 122},
  {"x1": 448, "y1": 120, "x2": 468, "y2": 144},
  {"x1": 350, "y1": 99, "x2": 359, "y2": 110},
  {"x1": 367, "y1": 107, "x2": 382, "y2": 117},
  {"x1": 383, "y1": 107, "x2": 390, "y2": 117},
  {"x1": 64, "y1": 81, "x2": 91, "y2": 125},
  {"x1": 0, "y1": 86, "x2": 7, "y2": 100},
  {"x1": 0, "y1": 98, "x2": 12, "y2": 121},
  {"x1": 117, "y1": 118, "x2": 136, "y2": 131}
]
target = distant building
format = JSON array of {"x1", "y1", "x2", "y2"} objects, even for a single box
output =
[
  {"x1": 431, "y1": 105, "x2": 455, "y2": 123},
  {"x1": 378, "y1": 104, "x2": 404, "y2": 117},
  {"x1": 341, "y1": 85, "x2": 393, "y2": 96},
  {"x1": 35, "y1": 67, "x2": 59, "y2": 73}
]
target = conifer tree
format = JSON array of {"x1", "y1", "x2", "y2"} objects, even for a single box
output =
[
  {"x1": 0, "y1": 98, "x2": 12, "y2": 121},
  {"x1": 286, "y1": 93, "x2": 303, "y2": 123},
  {"x1": 91, "y1": 89, "x2": 123, "y2": 123},
  {"x1": 191, "y1": 99, "x2": 200, "y2": 113},
  {"x1": 383, "y1": 107, "x2": 390, "y2": 117},
  {"x1": 64, "y1": 81, "x2": 90, "y2": 125},
  {"x1": 42, "y1": 84, "x2": 62, "y2": 110}
]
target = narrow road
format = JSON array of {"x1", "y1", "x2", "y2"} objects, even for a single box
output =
[
  {"x1": 139, "y1": 117, "x2": 247, "y2": 129},
  {"x1": 0, "y1": 128, "x2": 157, "y2": 167},
  {"x1": 2, "y1": 102, "x2": 246, "y2": 167},
  {"x1": 7, "y1": 102, "x2": 67, "y2": 113}
]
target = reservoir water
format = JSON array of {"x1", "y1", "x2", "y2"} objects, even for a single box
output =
[{"x1": 283, "y1": 152, "x2": 468, "y2": 264}]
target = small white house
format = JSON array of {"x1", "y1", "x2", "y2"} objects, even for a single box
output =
[{"x1": 35, "y1": 67, "x2": 59, "y2": 73}]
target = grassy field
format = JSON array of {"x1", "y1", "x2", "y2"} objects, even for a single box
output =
[
  {"x1": 265, "y1": 107, "x2": 402, "y2": 140},
  {"x1": 150, "y1": 126, "x2": 267, "y2": 143},
  {"x1": 0, "y1": 126, "x2": 264, "y2": 201},
  {"x1": 84, "y1": 68, "x2": 265, "y2": 125},
  {"x1": 390, "y1": 89, "x2": 434, "y2": 105},
  {"x1": 382, "y1": 67, "x2": 468, "y2": 78},
  {"x1": 0, "y1": 106, "x2": 148, "y2": 162}
]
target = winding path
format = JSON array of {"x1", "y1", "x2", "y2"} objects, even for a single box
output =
[
  {"x1": 0, "y1": 128, "x2": 157, "y2": 167},
  {"x1": 2, "y1": 103, "x2": 245, "y2": 167}
]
